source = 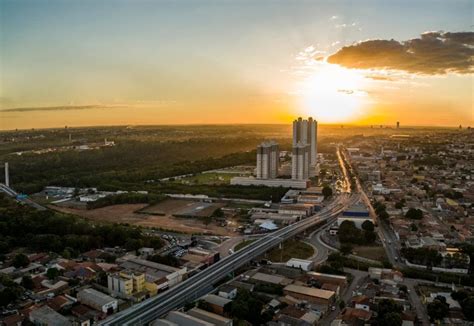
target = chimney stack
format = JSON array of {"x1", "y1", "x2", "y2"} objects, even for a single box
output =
[{"x1": 4, "y1": 162, "x2": 9, "y2": 187}]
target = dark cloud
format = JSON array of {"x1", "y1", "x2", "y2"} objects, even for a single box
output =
[
  {"x1": 327, "y1": 31, "x2": 474, "y2": 74},
  {"x1": 2, "y1": 105, "x2": 105, "y2": 112}
]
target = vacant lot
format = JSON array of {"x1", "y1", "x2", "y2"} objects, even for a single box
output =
[
  {"x1": 140, "y1": 199, "x2": 225, "y2": 217},
  {"x1": 51, "y1": 202, "x2": 234, "y2": 235},
  {"x1": 352, "y1": 245, "x2": 387, "y2": 261},
  {"x1": 265, "y1": 239, "x2": 314, "y2": 263}
]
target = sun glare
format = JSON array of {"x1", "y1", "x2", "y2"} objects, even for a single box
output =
[{"x1": 296, "y1": 63, "x2": 369, "y2": 123}]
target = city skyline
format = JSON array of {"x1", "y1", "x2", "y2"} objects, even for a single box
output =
[{"x1": 1, "y1": 0, "x2": 473, "y2": 130}]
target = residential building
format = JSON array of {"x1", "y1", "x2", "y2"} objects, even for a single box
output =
[
  {"x1": 107, "y1": 271, "x2": 145, "y2": 295},
  {"x1": 256, "y1": 141, "x2": 279, "y2": 179}
]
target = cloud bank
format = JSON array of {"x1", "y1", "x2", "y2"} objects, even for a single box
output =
[{"x1": 327, "y1": 31, "x2": 474, "y2": 74}]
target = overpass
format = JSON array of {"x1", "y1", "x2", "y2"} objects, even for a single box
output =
[
  {"x1": 101, "y1": 193, "x2": 358, "y2": 325},
  {"x1": 0, "y1": 183, "x2": 47, "y2": 210}
]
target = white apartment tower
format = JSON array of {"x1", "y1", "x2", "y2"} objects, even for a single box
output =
[
  {"x1": 256, "y1": 141, "x2": 279, "y2": 179},
  {"x1": 292, "y1": 117, "x2": 318, "y2": 180},
  {"x1": 291, "y1": 143, "x2": 310, "y2": 180}
]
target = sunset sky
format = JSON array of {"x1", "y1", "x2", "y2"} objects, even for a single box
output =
[{"x1": 0, "y1": 0, "x2": 473, "y2": 130}]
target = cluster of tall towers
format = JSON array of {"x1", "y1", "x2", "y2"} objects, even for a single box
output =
[
  {"x1": 255, "y1": 117, "x2": 318, "y2": 181},
  {"x1": 291, "y1": 117, "x2": 318, "y2": 180}
]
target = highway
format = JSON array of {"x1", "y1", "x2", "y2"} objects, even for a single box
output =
[
  {"x1": 101, "y1": 193, "x2": 358, "y2": 325},
  {"x1": 0, "y1": 183, "x2": 47, "y2": 211},
  {"x1": 339, "y1": 147, "x2": 401, "y2": 266}
]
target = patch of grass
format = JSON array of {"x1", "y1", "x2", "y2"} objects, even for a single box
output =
[
  {"x1": 266, "y1": 239, "x2": 314, "y2": 262},
  {"x1": 235, "y1": 239, "x2": 255, "y2": 251},
  {"x1": 352, "y1": 245, "x2": 387, "y2": 261}
]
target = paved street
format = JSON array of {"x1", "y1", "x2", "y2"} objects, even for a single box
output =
[
  {"x1": 318, "y1": 268, "x2": 369, "y2": 326},
  {"x1": 404, "y1": 278, "x2": 430, "y2": 326}
]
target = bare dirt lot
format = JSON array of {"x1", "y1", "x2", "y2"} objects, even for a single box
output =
[
  {"x1": 51, "y1": 202, "x2": 235, "y2": 235},
  {"x1": 140, "y1": 199, "x2": 225, "y2": 217}
]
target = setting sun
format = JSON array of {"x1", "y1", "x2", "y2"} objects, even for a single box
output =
[{"x1": 296, "y1": 62, "x2": 369, "y2": 123}]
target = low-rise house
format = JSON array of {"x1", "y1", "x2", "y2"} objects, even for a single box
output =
[
  {"x1": 336, "y1": 307, "x2": 372, "y2": 325},
  {"x1": 200, "y1": 294, "x2": 232, "y2": 316},
  {"x1": 351, "y1": 295, "x2": 370, "y2": 311},
  {"x1": 218, "y1": 285, "x2": 237, "y2": 300}
]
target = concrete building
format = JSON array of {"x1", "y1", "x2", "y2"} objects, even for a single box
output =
[
  {"x1": 291, "y1": 142, "x2": 310, "y2": 180},
  {"x1": 118, "y1": 256, "x2": 187, "y2": 291},
  {"x1": 337, "y1": 203, "x2": 372, "y2": 228},
  {"x1": 29, "y1": 305, "x2": 71, "y2": 326},
  {"x1": 107, "y1": 271, "x2": 145, "y2": 295},
  {"x1": 77, "y1": 288, "x2": 118, "y2": 314},
  {"x1": 286, "y1": 258, "x2": 314, "y2": 271},
  {"x1": 293, "y1": 117, "x2": 318, "y2": 166},
  {"x1": 256, "y1": 141, "x2": 279, "y2": 179},
  {"x1": 230, "y1": 177, "x2": 308, "y2": 189},
  {"x1": 201, "y1": 294, "x2": 232, "y2": 315},
  {"x1": 188, "y1": 308, "x2": 233, "y2": 326},
  {"x1": 166, "y1": 311, "x2": 214, "y2": 326},
  {"x1": 283, "y1": 284, "x2": 335, "y2": 306}
]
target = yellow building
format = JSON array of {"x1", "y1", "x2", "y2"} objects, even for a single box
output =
[{"x1": 107, "y1": 271, "x2": 145, "y2": 295}]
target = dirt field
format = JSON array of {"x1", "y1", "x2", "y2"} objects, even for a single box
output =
[
  {"x1": 352, "y1": 245, "x2": 387, "y2": 261},
  {"x1": 51, "y1": 202, "x2": 235, "y2": 235},
  {"x1": 140, "y1": 199, "x2": 225, "y2": 217}
]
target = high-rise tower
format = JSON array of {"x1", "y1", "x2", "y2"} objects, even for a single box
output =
[
  {"x1": 293, "y1": 117, "x2": 317, "y2": 165},
  {"x1": 292, "y1": 117, "x2": 317, "y2": 180},
  {"x1": 291, "y1": 143, "x2": 310, "y2": 180},
  {"x1": 256, "y1": 141, "x2": 279, "y2": 179}
]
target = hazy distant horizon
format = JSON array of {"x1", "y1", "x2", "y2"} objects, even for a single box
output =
[{"x1": 0, "y1": 115, "x2": 468, "y2": 133}]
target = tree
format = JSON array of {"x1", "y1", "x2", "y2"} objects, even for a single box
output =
[
  {"x1": 340, "y1": 244, "x2": 353, "y2": 255},
  {"x1": 212, "y1": 208, "x2": 224, "y2": 218},
  {"x1": 361, "y1": 220, "x2": 374, "y2": 232},
  {"x1": 12, "y1": 254, "x2": 29, "y2": 268},
  {"x1": 461, "y1": 296, "x2": 474, "y2": 321},
  {"x1": 363, "y1": 230, "x2": 377, "y2": 244},
  {"x1": 377, "y1": 299, "x2": 403, "y2": 326},
  {"x1": 21, "y1": 275, "x2": 34, "y2": 290},
  {"x1": 338, "y1": 221, "x2": 363, "y2": 244},
  {"x1": 327, "y1": 252, "x2": 345, "y2": 271},
  {"x1": 405, "y1": 208, "x2": 423, "y2": 220},
  {"x1": 338, "y1": 300, "x2": 346, "y2": 310},
  {"x1": 46, "y1": 267, "x2": 60, "y2": 280},
  {"x1": 427, "y1": 296, "x2": 449, "y2": 322},
  {"x1": 379, "y1": 210, "x2": 390, "y2": 220},
  {"x1": 379, "y1": 312, "x2": 403, "y2": 326},
  {"x1": 322, "y1": 186, "x2": 333, "y2": 199}
]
